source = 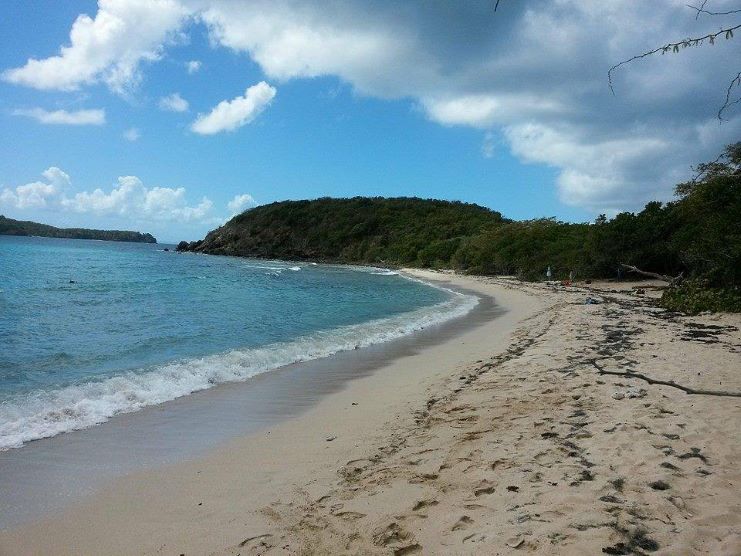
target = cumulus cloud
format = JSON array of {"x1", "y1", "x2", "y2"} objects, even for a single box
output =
[
  {"x1": 2, "y1": 0, "x2": 189, "y2": 93},
  {"x1": 1, "y1": 167, "x2": 221, "y2": 224},
  {"x1": 0, "y1": 167, "x2": 68, "y2": 209},
  {"x1": 123, "y1": 127, "x2": 141, "y2": 141},
  {"x1": 4, "y1": 0, "x2": 740, "y2": 212},
  {"x1": 186, "y1": 59, "x2": 201, "y2": 74},
  {"x1": 191, "y1": 81, "x2": 276, "y2": 135},
  {"x1": 13, "y1": 107, "x2": 105, "y2": 125},
  {"x1": 158, "y1": 92, "x2": 189, "y2": 112},
  {"x1": 61, "y1": 176, "x2": 214, "y2": 222},
  {"x1": 194, "y1": 0, "x2": 741, "y2": 211},
  {"x1": 227, "y1": 193, "x2": 257, "y2": 215},
  {"x1": 0, "y1": 181, "x2": 58, "y2": 209}
]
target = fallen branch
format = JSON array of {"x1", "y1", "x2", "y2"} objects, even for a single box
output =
[
  {"x1": 620, "y1": 264, "x2": 683, "y2": 286},
  {"x1": 591, "y1": 360, "x2": 741, "y2": 398}
]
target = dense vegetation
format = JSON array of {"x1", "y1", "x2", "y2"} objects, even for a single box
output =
[
  {"x1": 179, "y1": 198, "x2": 503, "y2": 263},
  {"x1": 181, "y1": 143, "x2": 740, "y2": 313},
  {"x1": 0, "y1": 215, "x2": 156, "y2": 243}
]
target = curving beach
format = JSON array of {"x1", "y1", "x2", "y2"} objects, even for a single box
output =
[{"x1": 2, "y1": 271, "x2": 739, "y2": 555}]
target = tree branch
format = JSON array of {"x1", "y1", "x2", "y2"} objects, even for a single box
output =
[
  {"x1": 608, "y1": 24, "x2": 741, "y2": 94},
  {"x1": 620, "y1": 263, "x2": 683, "y2": 285},
  {"x1": 718, "y1": 71, "x2": 741, "y2": 120},
  {"x1": 688, "y1": 3, "x2": 741, "y2": 18},
  {"x1": 591, "y1": 360, "x2": 741, "y2": 397}
]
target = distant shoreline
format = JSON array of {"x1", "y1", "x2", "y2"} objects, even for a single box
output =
[{"x1": 0, "y1": 215, "x2": 156, "y2": 243}]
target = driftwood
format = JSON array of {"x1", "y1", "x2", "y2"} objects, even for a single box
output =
[
  {"x1": 620, "y1": 264, "x2": 683, "y2": 286},
  {"x1": 591, "y1": 360, "x2": 741, "y2": 398}
]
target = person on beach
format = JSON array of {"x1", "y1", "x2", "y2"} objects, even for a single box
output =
[{"x1": 546, "y1": 266, "x2": 552, "y2": 281}]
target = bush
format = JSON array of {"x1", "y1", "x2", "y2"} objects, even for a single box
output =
[{"x1": 660, "y1": 281, "x2": 741, "y2": 314}]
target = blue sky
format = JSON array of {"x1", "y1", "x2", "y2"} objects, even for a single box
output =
[{"x1": 1, "y1": 1, "x2": 739, "y2": 242}]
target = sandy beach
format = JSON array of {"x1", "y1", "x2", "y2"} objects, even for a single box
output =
[{"x1": 2, "y1": 271, "x2": 740, "y2": 555}]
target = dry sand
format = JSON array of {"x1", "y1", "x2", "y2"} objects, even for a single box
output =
[{"x1": 2, "y1": 271, "x2": 740, "y2": 555}]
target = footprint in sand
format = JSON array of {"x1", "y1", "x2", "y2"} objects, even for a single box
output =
[
  {"x1": 452, "y1": 515, "x2": 474, "y2": 531},
  {"x1": 412, "y1": 499, "x2": 439, "y2": 512}
]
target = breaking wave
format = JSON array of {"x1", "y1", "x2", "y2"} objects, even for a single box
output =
[{"x1": 0, "y1": 283, "x2": 477, "y2": 450}]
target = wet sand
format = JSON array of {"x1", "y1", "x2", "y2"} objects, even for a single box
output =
[
  {"x1": 3, "y1": 271, "x2": 740, "y2": 554},
  {"x1": 0, "y1": 280, "x2": 496, "y2": 529}
]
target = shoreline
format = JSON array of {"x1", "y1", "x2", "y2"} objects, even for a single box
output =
[
  {"x1": 0, "y1": 270, "x2": 540, "y2": 553},
  {"x1": 3, "y1": 271, "x2": 740, "y2": 554},
  {"x1": 0, "y1": 271, "x2": 494, "y2": 529},
  {"x1": 0, "y1": 257, "x2": 471, "y2": 453}
]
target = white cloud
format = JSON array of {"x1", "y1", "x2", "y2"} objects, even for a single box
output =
[
  {"x1": 191, "y1": 0, "x2": 740, "y2": 211},
  {"x1": 123, "y1": 127, "x2": 141, "y2": 141},
  {"x1": 42, "y1": 167, "x2": 71, "y2": 188},
  {"x1": 191, "y1": 81, "x2": 276, "y2": 135},
  {"x1": 158, "y1": 92, "x2": 189, "y2": 112},
  {"x1": 13, "y1": 107, "x2": 105, "y2": 125},
  {"x1": 2, "y1": 0, "x2": 189, "y2": 94},
  {"x1": 227, "y1": 193, "x2": 257, "y2": 215},
  {"x1": 4, "y1": 1, "x2": 740, "y2": 212},
  {"x1": 186, "y1": 59, "x2": 201, "y2": 74},
  {"x1": 0, "y1": 181, "x2": 58, "y2": 209},
  {"x1": 62, "y1": 176, "x2": 215, "y2": 222},
  {"x1": 0, "y1": 167, "x2": 68, "y2": 209},
  {"x1": 1, "y1": 167, "x2": 219, "y2": 224}
]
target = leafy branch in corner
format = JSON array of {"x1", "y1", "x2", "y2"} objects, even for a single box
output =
[
  {"x1": 608, "y1": 24, "x2": 740, "y2": 93},
  {"x1": 608, "y1": 1, "x2": 740, "y2": 121}
]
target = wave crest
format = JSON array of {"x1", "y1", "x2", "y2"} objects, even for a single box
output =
[{"x1": 0, "y1": 285, "x2": 477, "y2": 450}]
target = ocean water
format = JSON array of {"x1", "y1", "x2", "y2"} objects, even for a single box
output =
[{"x1": 0, "y1": 236, "x2": 477, "y2": 450}]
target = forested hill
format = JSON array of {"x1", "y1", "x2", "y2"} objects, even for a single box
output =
[
  {"x1": 179, "y1": 197, "x2": 503, "y2": 263},
  {"x1": 0, "y1": 215, "x2": 157, "y2": 243},
  {"x1": 179, "y1": 144, "x2": 740, "y2": 313}
]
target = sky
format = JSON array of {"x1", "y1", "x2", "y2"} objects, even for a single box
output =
[{"x1": 0, "y1": 0, "x2": 739, "y2": 243}]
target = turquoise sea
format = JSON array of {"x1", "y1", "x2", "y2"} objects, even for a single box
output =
[{"x1": 0, "y1": 235, "x2": 477, "y2": 450}]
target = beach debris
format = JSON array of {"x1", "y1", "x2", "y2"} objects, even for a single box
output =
[
  {"x1": 612, "y1": 392, "x2": 625, "y2": 400},
  {"x1": 591, "y1": 360, "x2": 741, "y2": 398},
  {"x1": 585, "y1": 296, "x2": 601, "y2": 305},
  {"x1": 599, "y1": 494, "x2": 624, "y2": 504},
  {"x1": 326, "y1": 435, "x2": 337, "y2": 442},
  {"x1": 626, "y1": 387, "x2": 647, "y2": 399}
]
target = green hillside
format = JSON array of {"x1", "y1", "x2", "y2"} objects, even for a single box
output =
[
  {"x1": 179, "y1": 197, "x2": 503, "y2": 265},
  {"x1": 179, "y1": 144, "x2": 740, "y2": 313}
]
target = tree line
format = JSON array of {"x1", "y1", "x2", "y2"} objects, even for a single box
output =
[{"x1": 180, "y1": 143, "x2": 740, "y2": 312}]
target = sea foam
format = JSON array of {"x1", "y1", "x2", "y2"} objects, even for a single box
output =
[{"x1": 0, "y1": 281, "x2": 477, "y2": 450}]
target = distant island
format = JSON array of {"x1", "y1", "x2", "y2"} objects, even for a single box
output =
[{"x1": 0, "y1": 215, "x2": 156, "y2": 243}]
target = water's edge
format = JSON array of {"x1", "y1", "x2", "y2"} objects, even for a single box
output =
[
  {"x1": 0, "y1": 276, "x2": 501, "y2": 529},
  {"x1": 1, "y1": 269, "x2": 475, "y2": 451}
]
